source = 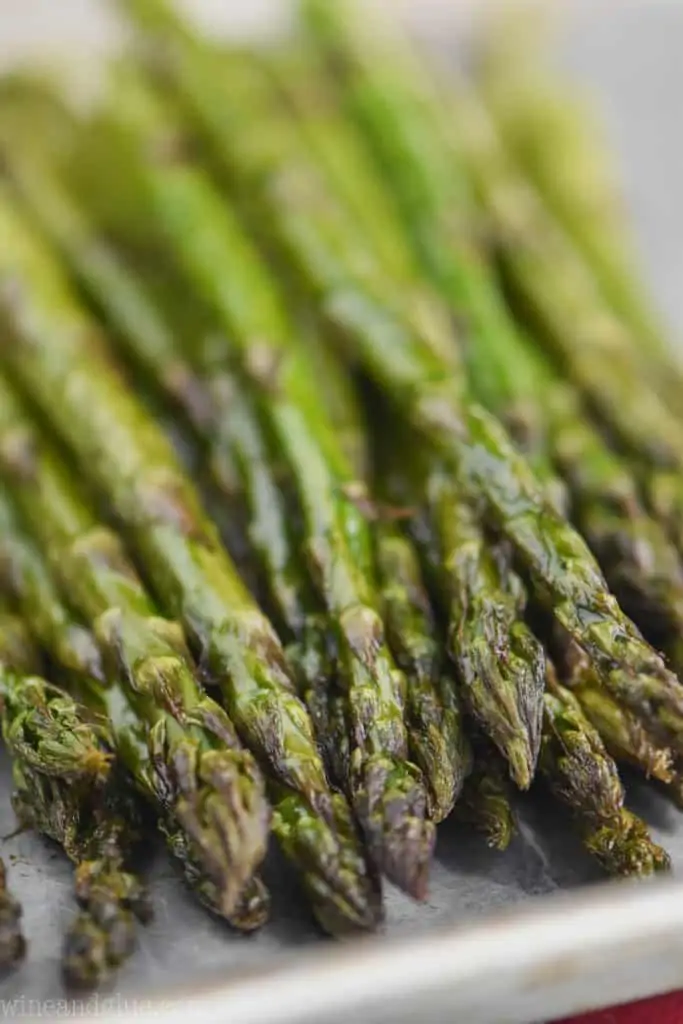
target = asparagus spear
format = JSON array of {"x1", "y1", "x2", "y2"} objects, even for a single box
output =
[
  {"x1": 312, "y1": 349, "x2": 472, "y2": 819},
  {"x1": 442, "y1": 85, "x2": 683, "y2": 584},
  {"x1": 540, "y1": 669, "x2": 669, "y2": 877},
  {"x1": 0, "y1": 200, "x2": 379, "y2": 935},
  {"x1": 475, "y1": 12, "x2": 681, "y2": 402},
  {"x1": 0, "y1": 568, "x2": 111, "y2": 786},
  {"x1": 99, "y1": 71, "x2": 434, "y2": 899},
  {"x1": 374, "y1": 403, "x2": 546, "y2": 794},
  {"x1": 0, "y1": 608, "x2": 151, "y2": 986},
  {"x1": 0, "y1": 373, "x2": 271, "y2": 927},
  {"x1": 455, "y1": 261, "x2": 683, "y2": 674},
  {"x1": 10, "y1": 757, "x2": 152, "y2": 988},
  {"x1": 373, "y1": 520, "x2": 471, "y2": 821},
  {"x1": 434, "y1": 480, "x2": 545, "y2": 789},
  {"x1": 546, "y1": 378, "x2": 683, "y2": 666},
  {"x1": 269, "y1": 50, "x2": 458, "y2": 371}
]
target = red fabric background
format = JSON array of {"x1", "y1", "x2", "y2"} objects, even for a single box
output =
[{"x1": 556, "y1": 991, "x2": 683, "y2": 1024}]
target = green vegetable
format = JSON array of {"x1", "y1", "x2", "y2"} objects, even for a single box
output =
[
  {"x1": 455, "y1": 742, "x2": 516, "y2": 851},
  {"x1": 541, "y1": 668, "x2": 670, "y2": 876},
  {"x1": 0, "y1": 196, "x2": 379, "y2": 935},
  {"x1": 426, "y1": 469, "x2": 544, "y2": 789},
  {"x1": 551, "y1": 626, "x2": 673, "y2": 784},
  {"x1": 0, "y1": 371, "x2": 271, "y2": 928},
  {"x1": 475, "y1": 12, "x2": 681, "y2": 408},
  {"x1": 102, "y1": 69, "x2": 435, "y2": 900}
]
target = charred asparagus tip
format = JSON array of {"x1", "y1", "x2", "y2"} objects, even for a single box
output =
[
  {"x1": 585, "y1": 814, "x2": 671, "y2": 878},
  {"x1": 505, "y1": 737, "x2": 535, "y2": 792},
  {"x1": 173, "y1": 747, "x2": 271, "y2": 920},
  {"x1": 225, "y1": 876, "x2": 271, "y2": 932},
  {"x1": 355, "y1": 756, "x2": 435, "y2": 900}
]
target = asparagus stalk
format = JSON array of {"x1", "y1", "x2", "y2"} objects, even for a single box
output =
[
  {"x1": 100, "y1": 72, "x2": 434, "y2": 899},
  {"x1": 311, "y1": 347, "x2": 472, "y2": 820},
  {"x1": 0, "y1": 608, "x2": 151, "y2": 986},
  {"x1": 0, "y1": 490, "x2": 108, "y2": 696},
  {"x1": 10, "y1": 758, "x2": 152, "y2": 988},
  {"x1": 475, "y1": 12, "x2": 681, "y2": 402},
  {"x1": 455, "y1": 255, "x2": 683, "y2": 675},
  {"x1": 269, "y1": 50, "x2": 458, "y2": 370},
  {"x1": 540, "y1": 668, "x2": 669, "y2": 877},
  {"x1": 546, "y1": 378, "x2": 683, "y2": 667},
  {"x1": 0, "y1": 200, "x2": 379, "y2": 935},
  {"x1": 441, "y1": 85, "x2": 683, "y2": 596},
  {"x1": 0, "y1": 373, "x2": 271, "y2": 927},
  {"x1": 0, "y1": 549, "x2": 111, "y2": 786},
  {"x1": 374, "y1": 520, "x2": 471, "y2": 820}
]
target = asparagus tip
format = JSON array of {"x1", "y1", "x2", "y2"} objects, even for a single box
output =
[
  {"x1": 173, "y1": 746, "x2": 271, "y2": 920},
  {"x1": 505, "y1": 736, "x2": 535, "y2": 792},
  {"x1": 226, "y1": 875, "x2": 271, "y2": 932},
  {"x1": 585, "y1": 812, "x2": 671, "y2": 877},
  {"x1": 273, "y1": 791, "x2": 383, "y2": 937},
  {"x1": 354, "y1": 756, "x2": 436, "y2": 900}
]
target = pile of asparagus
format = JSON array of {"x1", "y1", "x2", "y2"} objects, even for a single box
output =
[{"x1": 0, "y1": 0, "x2": 681, "y2": 987}]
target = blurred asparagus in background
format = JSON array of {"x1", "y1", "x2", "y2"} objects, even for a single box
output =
[{"x1": 474, "y1": 8, "x2": 683, "y2": 406}]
